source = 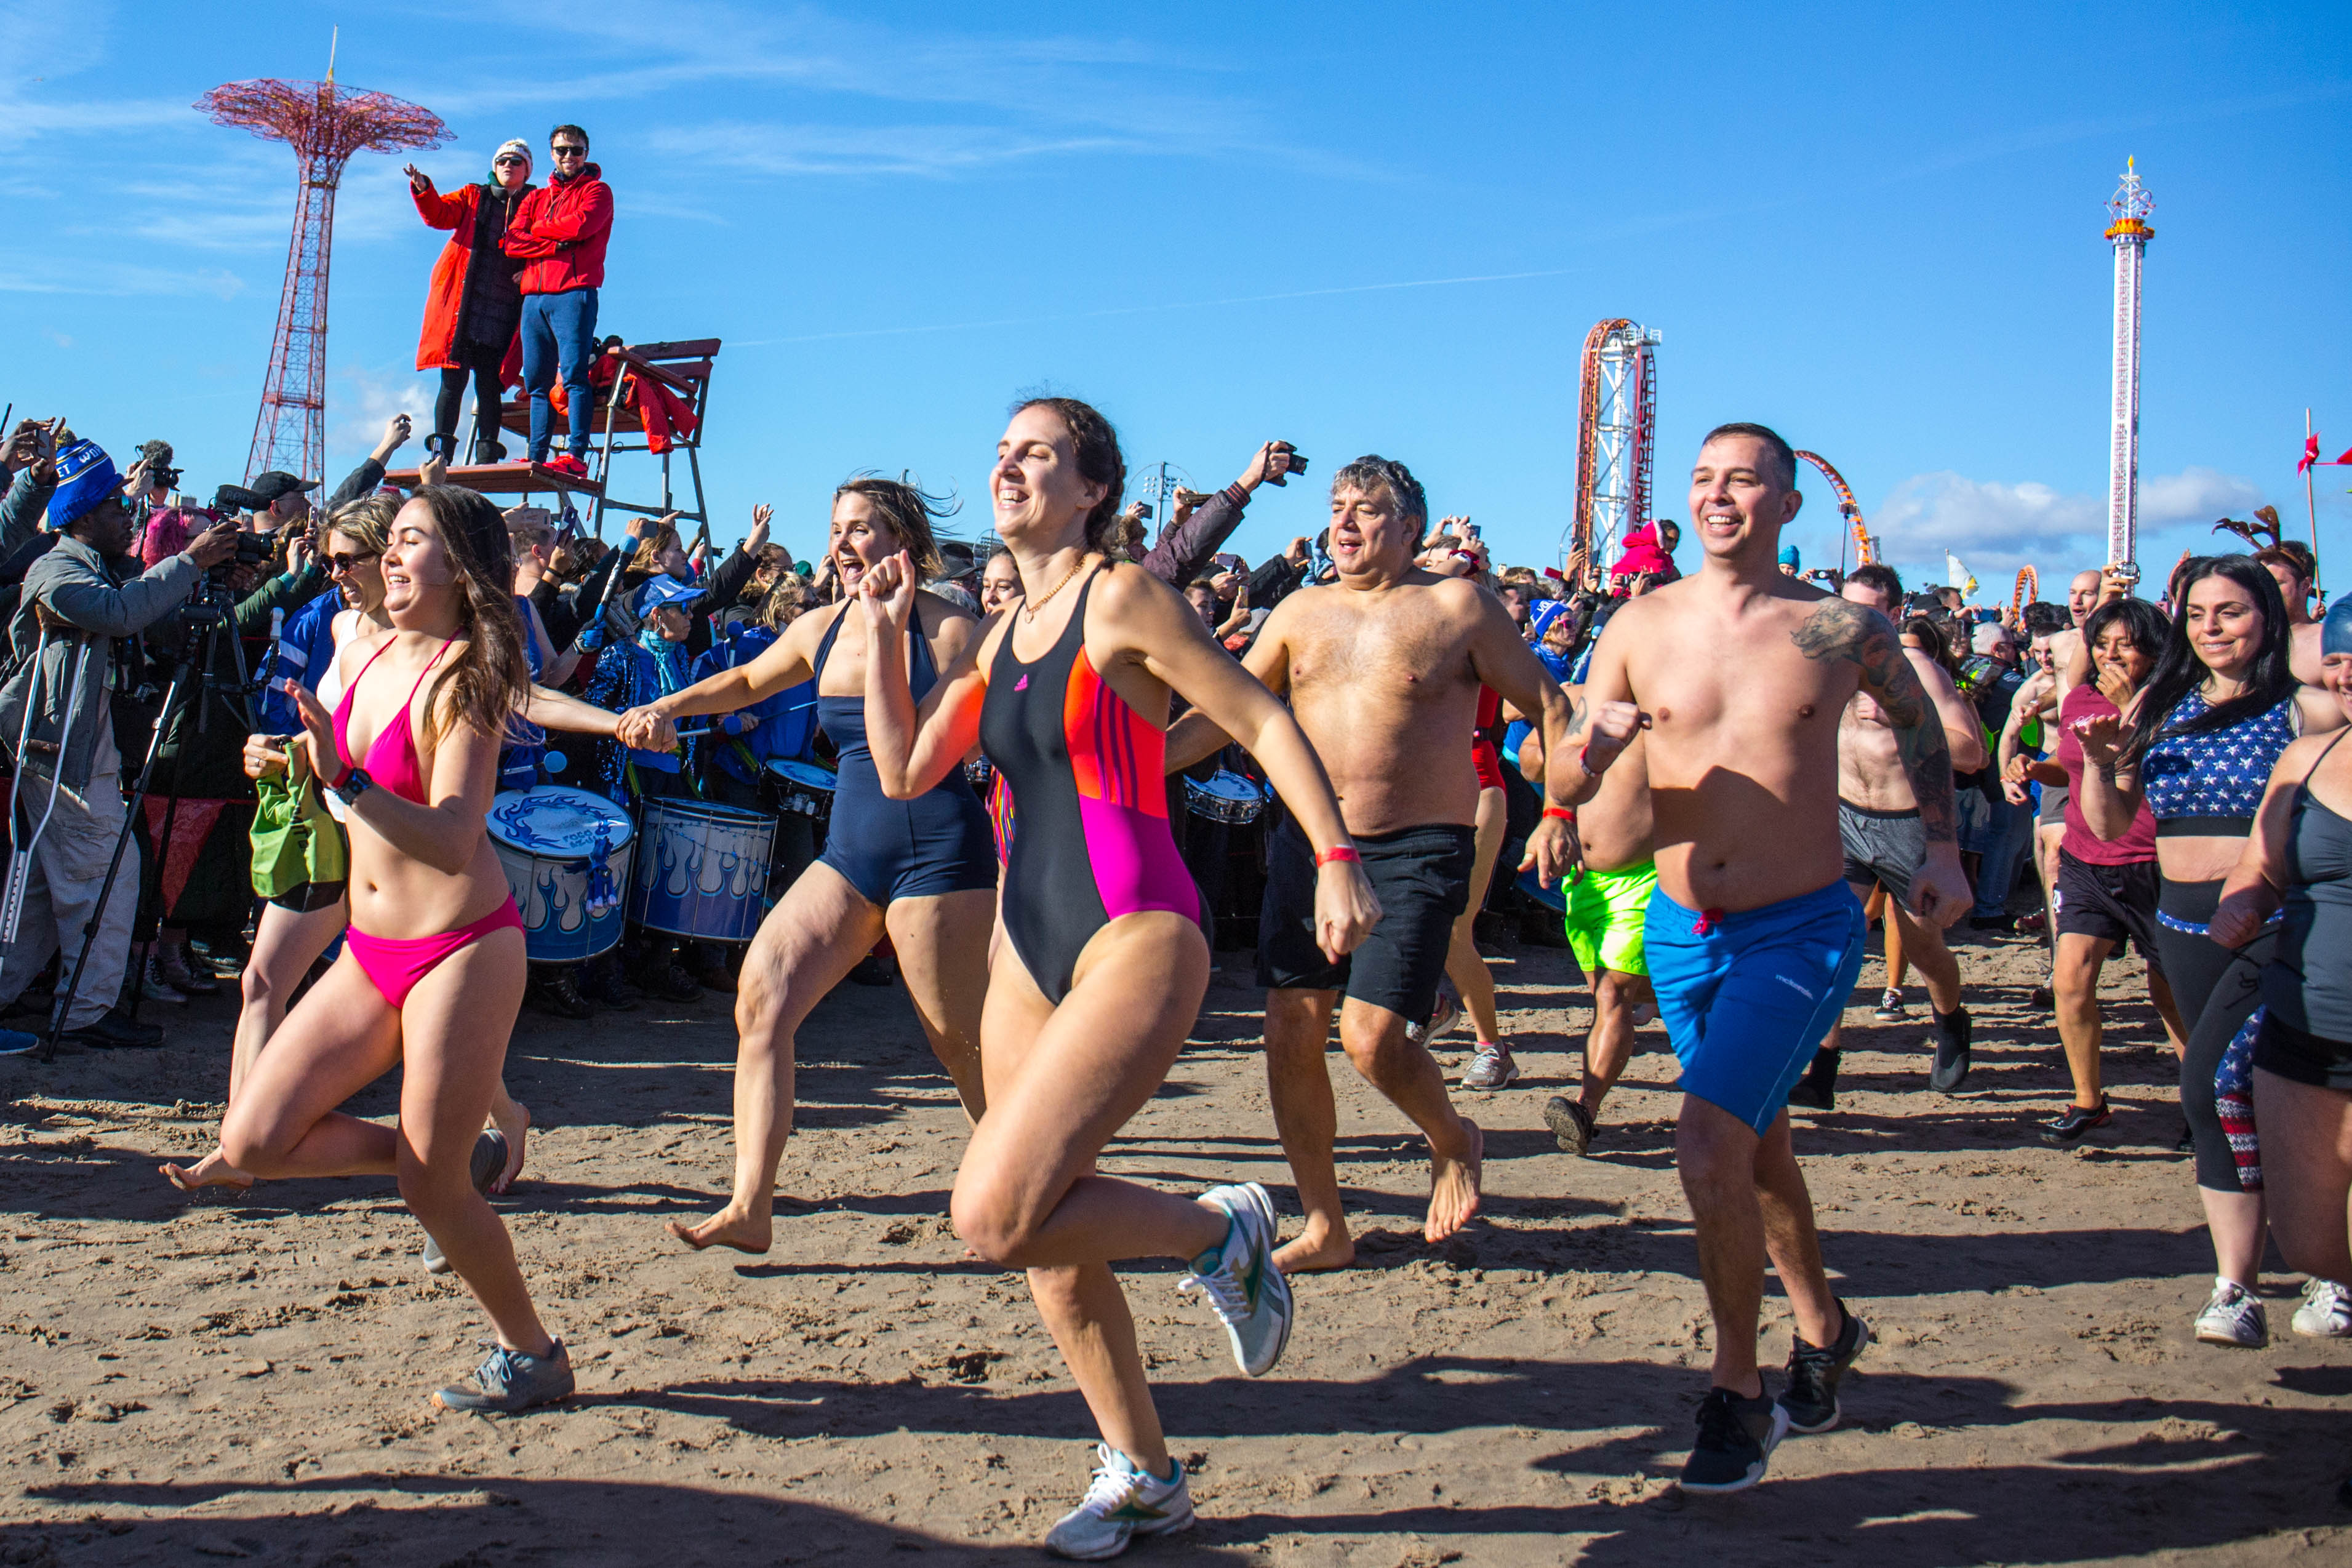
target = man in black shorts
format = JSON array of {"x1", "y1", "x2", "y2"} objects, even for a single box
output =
[{"x1": 1168, "y1": 455, "x2": 1578, "y2": 1271}]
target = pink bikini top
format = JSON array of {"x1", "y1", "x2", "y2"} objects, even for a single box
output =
[{"x1": 332, "y1": 637, "x2": 450, "y2": 805}]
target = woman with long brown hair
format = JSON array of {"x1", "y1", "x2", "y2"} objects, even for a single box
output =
[{"x1": 218, "y1": 484, "x2": 571, "y2": 1413}]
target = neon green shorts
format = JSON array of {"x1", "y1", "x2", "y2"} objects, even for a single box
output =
[{"x1": 1562, "y1": 859, "x2": 1658, "y2": 978}]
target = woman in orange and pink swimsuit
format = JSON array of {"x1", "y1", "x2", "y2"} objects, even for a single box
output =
[{"x1": 218, "y1": 485, "x2": 573, "y2": 1415}]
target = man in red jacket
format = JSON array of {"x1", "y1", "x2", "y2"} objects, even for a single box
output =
[{"x1": 502, "y1": 123, "x2": 613, "y2": 478}]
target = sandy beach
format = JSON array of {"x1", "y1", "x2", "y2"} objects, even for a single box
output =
[{"x1": 4, "y1": 923, "x2": 2348, "y2": 1566}]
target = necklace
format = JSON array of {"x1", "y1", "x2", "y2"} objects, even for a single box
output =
[{"x1": 1021, "y1": 554, "x2": 1090, "y2": 622}]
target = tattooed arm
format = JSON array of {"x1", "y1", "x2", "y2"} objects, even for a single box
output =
[{"x1": 1793, "y1": 599, "x2": 1970, "y2": 923}]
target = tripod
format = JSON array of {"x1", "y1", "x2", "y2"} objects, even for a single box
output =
[{"x1": 39, "y1": 598, "x2": 259, "y2": 1062}]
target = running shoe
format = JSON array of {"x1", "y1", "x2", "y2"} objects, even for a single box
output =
[
  {"x1": 2292, "y1": 1279, "x2": 2352, "y2": 1338},
  {"x1": 1407, "y1": 977, "x2": 1462, "y2": 1047},
  {"x1": 1179, "y1": 1182, "x2": 1293, "y2": 1377},
  {"x1": 1462, "y1": 1042, "x2": 1518, "y2": 1090},
  {"x1": 2028, "y1": 984, "x2": 2056, "y2": 1012},
  {"x1": 543, "y1": 452, "x2": 590, "y2": 480},
  {"x1": 1680, "y1": 1386, "x2": 1788, "y2": 1494},
  {"x1": 1044, "y1": 1444, "x2": 1195, "y2": 1561},
  {"x1": 421, "y1": 1129, "x2": 508, "y2": 1276},
  {"x1": 1543, "y1": 1095, "x2": 1594, "y2": 1156},
  {"x1": 2193, "y1": 1279, "x2": 2268, "y2": 1348},
  {"x1": 1927, "y1": 1006, "x2": 1973, "y2": 1093},
  {"x1": 431, "y1": 1337, "x2": 574, "y2": 1414},
  {"x1": 1872, "y1": 987, "x2": 1906, "y2": 1023},
  {"x1": 2039, "y1": 1098, "x2": 2111, "y2": 1148},
  {"x1": 1778, "y1": 1298, "x2": 1871, "y2": 1434}
]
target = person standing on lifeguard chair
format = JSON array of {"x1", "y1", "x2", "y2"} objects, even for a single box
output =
[
  {"x1": 501, "y1": 124, "x2": 613, "y2": 481},
  {"x1": 406, "y1": 138, "x2": 537, "y2": 466}
]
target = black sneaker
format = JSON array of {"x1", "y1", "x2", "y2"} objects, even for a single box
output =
[
  {"x1": 638, "y1": 962, "x2": 703, "y2": 1004},
  {"x1": 1681, "y1": 1386, "x2": 1788, "y2": 1493},
  {"x1": 62, "y1": 1006, "x2": 165, "y2": 1050},
  {"x1": 1927, "y1": 1006, "x2": 1972, "y2": 1092},
  {"x1": 2039, "y1": 1098, "x2": 2111, "y2": 1148},
  {"x1": 1967, "y1": 914, "x2": 2015, "y2": 934},
  {"x1": 1778, "y1": 1298, "x2": 1871, "y2": 1434},
  {"x1": 529, "y1": 968, "x2": 595, "y2": 1020},
  {"x1": 432, "y1": 1337, "x2": 574, "y2": 1414},
  {"x1": 1543, "y1": 1095, "x2": 1594, "y2": 1155}
]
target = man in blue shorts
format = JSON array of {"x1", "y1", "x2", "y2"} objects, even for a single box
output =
[{"x1": 1565, "y1": 423, "x2": 1970, "y2": 1494}]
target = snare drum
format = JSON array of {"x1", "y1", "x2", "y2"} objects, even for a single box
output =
[
  {"x1": 628, "y1": 796, "x2": 778, "y2": 942},
  {"x1": 487, "y1": 786, "x2": 636, "y2": 962},
  {"x1": 764, "y1": 758, "x2": 838, "y2": 822},
  {"x1": 1183, "y1": 769, "x2": 1269, "y2": 824}
]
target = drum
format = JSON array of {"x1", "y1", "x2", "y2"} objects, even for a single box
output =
[
  {"x1": 765, "y1": 758, "x2": 838, "y2": 822},
  {"x1": 628, "y1": 796, "x2": 778, "y2": 942},
  {"x1": 487, "y1": 786, "x2": 636, "y2": 962},
  {"x1": 1183, "y1": 769, "x2": 1269, "y2": 824}
]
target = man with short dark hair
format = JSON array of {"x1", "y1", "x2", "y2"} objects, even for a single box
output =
[
  {"x1": 503, "y1": 124, "x2": 614, "y2": 478},
  {"x1": 1566, "y1": 420, "x2": 1969, "y2": 1492},
  {"x1": 0, "y1": 441, "x2": 236, "y2": 1050}
]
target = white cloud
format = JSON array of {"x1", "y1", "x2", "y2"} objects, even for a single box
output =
[
  {"x1": 329, "y1": 362, "x2": 434, "y2": 475},
  {"x1": 647, "y1": 121, "x2": 1135, "y2": 178},
  {"x1": 1869, "y1": 465, "x2": 2275, "y2": 599}
]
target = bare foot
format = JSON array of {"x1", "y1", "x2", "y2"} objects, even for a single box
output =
[
  {"x1": 159, "y1": 1149, "x2": 253, "y2": 1193},
  {"x1": 665, "y1": 1208, "x2": 772, "y2": 1254},
  {"x1": 1273, "y1": 1225, "x2": 1356, "y2": 1274},
  {"x1": 1423, "y1": 1117, "x2": 1483, "y2": 1243},
  {"x1": 489, "y1": 1100, "x2": 530, "y2": 1194}
]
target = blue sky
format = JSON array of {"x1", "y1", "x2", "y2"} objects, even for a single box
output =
[{"x1": 4, "y1": 1, "x2": 2348, "y2": 599}]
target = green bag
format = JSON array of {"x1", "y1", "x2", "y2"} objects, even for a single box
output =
[{"x1": 249, "y1": 745, "x2": 348, "y2": 897}]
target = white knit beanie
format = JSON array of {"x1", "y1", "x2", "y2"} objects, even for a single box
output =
[{"x1": 493, "y1": 138, "x2": 533, "y2": 170}]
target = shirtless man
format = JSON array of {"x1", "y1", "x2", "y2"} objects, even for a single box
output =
[
  {"x1": 2257, "y1": 542, "x2": 2323, "y2": 686},
  {"x1": 1518, "y1": 710, "x2": 1655, "y2": 1154},
  {"x1": 1566, "y1": 423, "x2": 1969, "y2": 1493},
  {"x1": 1786, "y1": 562, "x2": 1985, "y2": 1108},
  {"x1": 1168, "y1": 455, "x2": 1578, "y2": 1271}
]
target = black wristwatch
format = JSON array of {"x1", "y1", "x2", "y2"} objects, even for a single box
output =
[{"x1": 330, "y1": 766, "x2": 375, "y2": 806}]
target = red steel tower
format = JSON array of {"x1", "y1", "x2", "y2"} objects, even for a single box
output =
[{"x1": 199, "y1": 71, "x2": 447, "y2": 483}]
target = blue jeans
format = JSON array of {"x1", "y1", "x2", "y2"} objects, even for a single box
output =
[
  {"x1": 521, "y1": 287, "x2": 599, "y2": 462},
  {"x1": 1965, "y1": 793, "x2": 2034, "y2": 919}
]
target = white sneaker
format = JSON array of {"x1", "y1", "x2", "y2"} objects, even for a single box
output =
[
  {"x1": 2193, "y1": 1279, "x2": 2268, "y2": 1347},
  {"x1": 2291, "y1": 1278, "x2": 2352, "y2": 1338},
  {"x1": 1407, "y1": 977, "x2": 1462, "y2": 1047},
  {"x1": 1179, "y1": 1182, "x2": 1294, "y2": 1377},
  {"x1": 1044, "y1": 1444, "x2": 1194, "y2": 1561},
  {"x1": 1462, "y1": 1042, "x2": 1519, "y2": 1090}
]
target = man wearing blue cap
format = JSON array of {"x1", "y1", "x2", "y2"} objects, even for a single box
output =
[{"x1": 0, "y1": 439, "x2": 236, "y2": 1050}]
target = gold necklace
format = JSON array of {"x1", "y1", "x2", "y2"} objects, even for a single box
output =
[{"x1": 1021, "y1": 554, "x2": 1090, "y2": 622}]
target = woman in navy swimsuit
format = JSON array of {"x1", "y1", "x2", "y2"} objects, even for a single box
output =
[{"x1": 621, "y1": 478, "x2": 997, "y2": 1255}]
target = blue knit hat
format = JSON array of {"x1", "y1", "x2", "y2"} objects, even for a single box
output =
[
  {"x1": 2322, "y1": 596, "x2": 2352, "y2": 658},
  {"x1": 44, "y1": 439, "x2": 119, "y2": 531},
  {"x1": 1778, "y1": 543, "x2": 1801, "y2": 569}
]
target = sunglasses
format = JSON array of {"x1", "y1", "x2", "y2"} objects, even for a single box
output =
[
  {"x1": 551, "y1": 145, "x2": 588, "y2": 157},
  {"x1": 495, "y1": 155, "x2": 529, "y2": 167},
  {"x1": 324, "y1": 551, "x2": 380, "y2": 577}
]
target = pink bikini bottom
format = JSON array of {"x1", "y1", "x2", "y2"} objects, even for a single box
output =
[{"x1": 346, "y1": 898, "x2": 524, "y2": 1010}]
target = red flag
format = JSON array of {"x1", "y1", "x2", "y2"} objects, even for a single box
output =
[
  {"x1": 2335, "y1": 447, "x2": 2352, "y2": 466},
  {"x1": 2299, "y1": 433, "x2": 2322, "y2": 473}
]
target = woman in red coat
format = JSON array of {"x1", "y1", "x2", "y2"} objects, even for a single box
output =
[{"x1": 406, "y1": 140, "x2": 536, "y2": 464}]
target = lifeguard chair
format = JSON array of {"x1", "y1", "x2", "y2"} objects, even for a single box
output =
[{"x1": 386, "y1": 337, "x2": 721, "y2": 542}]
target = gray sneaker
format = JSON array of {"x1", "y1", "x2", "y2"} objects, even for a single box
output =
[
  {"x1": 1179, "y1": 1183, "x2": 1294, "y2": 1377},
  {"x1": 432, "y1": 1337, "x2": 574, "y2": 1414},
  {"x1": 1462, "y1": 1043, "x2": 1518, "y2": 1090},
  {"x1": 1681, "y1": 1386, "x2": 1788, "y2": 1494},
  {"x1": 1407, "y1": 977, "x2": 1462, "y2": 1047},
  {"x1": 421, "y1": 1129, "x2": 509, "y2": 1276}
]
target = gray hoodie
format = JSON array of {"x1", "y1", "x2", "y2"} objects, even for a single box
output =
[{"x1": 0, "y1": 532, "x2": 202, "y2": 790}]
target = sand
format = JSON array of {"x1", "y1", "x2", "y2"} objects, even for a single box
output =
[{"x1": 3, "y1": 924, "x2": 2349, "y2": 1567}]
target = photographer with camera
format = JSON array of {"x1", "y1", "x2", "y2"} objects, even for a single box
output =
[{"x1": 0, "y1": 439, "x2": 236, "y2": 1049}]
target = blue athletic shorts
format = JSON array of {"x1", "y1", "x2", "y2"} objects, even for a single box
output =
[{"x1": 1644, "y1": 880, "x2": 1867, "y2": 1134}]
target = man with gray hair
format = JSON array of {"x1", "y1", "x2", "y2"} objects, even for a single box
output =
[
  {"x1": 1167, "y1": 454, "x2": 1582, "y2": 1272},
  {"x1": 0, "y1": 438, "x2": 235, "y2": 1050}
]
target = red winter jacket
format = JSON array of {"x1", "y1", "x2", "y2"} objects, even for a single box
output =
[{"x1": 501, "y1": 162, "x2": 613, "y2": 294}]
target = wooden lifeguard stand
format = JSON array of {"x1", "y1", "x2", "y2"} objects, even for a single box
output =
[{"x1": 387, "y1": 337, "x2": 720, "y2": 541}]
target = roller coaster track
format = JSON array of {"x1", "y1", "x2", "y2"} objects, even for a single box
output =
[{"x1": 1793, "y1": 449, "x2": 1877, "y2": 567}]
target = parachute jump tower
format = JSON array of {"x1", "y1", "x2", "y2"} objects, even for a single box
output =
[
  {"x1": 200, "y1": 47, "x2": 448, "y2": 483},
  {"x1": 2103, "y1": 158, "x2": 2154, "y2": 574},
  {"x1": 1569, "y1": 319, "x2": 1662, "y2": 574}
]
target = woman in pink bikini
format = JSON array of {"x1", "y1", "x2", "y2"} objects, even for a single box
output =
[{"x1": 218, "y1": 484, "x2": 572, "y2": 1414}]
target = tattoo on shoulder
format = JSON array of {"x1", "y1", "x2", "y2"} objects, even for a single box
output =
[{"x1": 1792, "y1": 600, "x2": 1922, "y2": 727}]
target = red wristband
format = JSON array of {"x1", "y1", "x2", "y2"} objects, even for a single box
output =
[
  {"x1": 1543, "y1": 806, "x2": 1577, "y2": 822},
  {"x1": 1314, "y1": 846, "x2": 1361, "y2": 868}
]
